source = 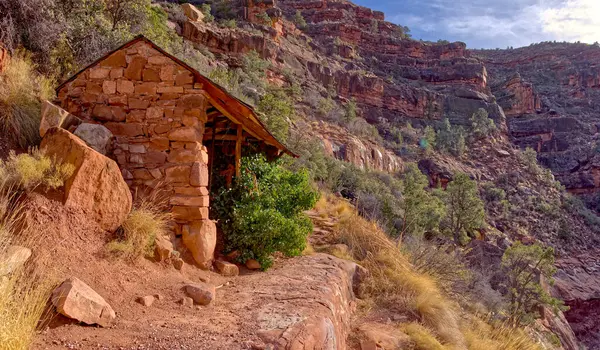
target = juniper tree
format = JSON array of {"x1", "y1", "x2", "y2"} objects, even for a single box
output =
[{"x1": 442, "y1": 173, "x2": 485, "y2": 243}]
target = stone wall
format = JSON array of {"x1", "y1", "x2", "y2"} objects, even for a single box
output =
[{"x1": 57, "y1": 39, "x2": 216, "y2": 268}]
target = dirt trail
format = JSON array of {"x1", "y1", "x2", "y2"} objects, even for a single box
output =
[{"x1": 31, "y1": 195, "x2": 358, "y2": 349}]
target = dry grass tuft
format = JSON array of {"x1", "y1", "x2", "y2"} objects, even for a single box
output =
[
  {"x1": 402, "y1": 322, "x2": 447, "y2": 350},
  {"x1": 0, "y1": 184, "x2": 55, "y2": 349},
  {"x1": 336, "y1": 211, "x2": 465, "y2": 347},
  {"x1": 462, "y1": 317, "x2": 543, "y2": 350},
  {"x1": 0, "y1": 50, "x2": 54, "y2": 148},
  {"x1": 107, "y1": 190, "x2": 172, "y2": 261}
]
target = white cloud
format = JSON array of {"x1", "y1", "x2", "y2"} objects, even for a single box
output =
[{"x1": 540, "y1": 0, "x2": 600, "y2": 43}]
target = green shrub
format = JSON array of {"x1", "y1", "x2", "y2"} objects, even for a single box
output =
[
  {"x1": 436, "y1": 119, "x2": 466, "y2": 157},
  {"x1": 344, "y1": 98, "x2": 357, "y2": 122},
  {"x1": 441, "y1": 173, "x2": 485, "y2": 243},
  {"x1": 469, "y1": 108, "x2": 497, "y2": 140},
  {"x1": 256, "y1": 12, "x2": 271, "y2": 25},
  {"x1": 318, "y1": 97, "x2": 335, "y2": 117},
  {"x1": 200, "y1": 4, "x2": 214, "y2": 22},
  {"x1": 0, "y1": 149, "x2": 74, "y2": 191},
  {"x1": 482, "y1": 182, "x2": 506, "y2": 202},
  {"x1": 221, "y1": 19, "x2": 237, "y2": 28},
  {"x1": 212, "y1": 155, "x2": 318, "y2": 269},
  {"x1": 519, "y1": 147, "x2": 541, "y2": 175},
  {"x1": 501, "y1": 241, "x2": 566, "y2": 326}
]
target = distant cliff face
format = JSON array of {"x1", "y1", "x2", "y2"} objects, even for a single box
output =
[{"x1": 473, "y1": 44, "x2": 600, "y2": 196}]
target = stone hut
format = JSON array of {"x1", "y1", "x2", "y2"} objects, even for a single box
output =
[{"x1": 55, "y1": 35, "x2": 292, "y2": 268}]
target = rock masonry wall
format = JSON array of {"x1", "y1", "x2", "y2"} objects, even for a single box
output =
[{"x1": 57, "y1": 40, "x2": 216, "y2": 268}]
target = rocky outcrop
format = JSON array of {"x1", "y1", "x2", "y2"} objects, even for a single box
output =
[
  {"x1": 181, "y1": 3, "x2": 204, "y2": 22},
  {"x1": 51, "y1": 277, "x2": 116, "y2": 327},
  {"x1": 254, "y1": 254, "x2": 361, "y2": 349},
  {"x1": 40, "y1": 127, "x2": 132, "y2": 232},
  {"x1": 475, "y1": 43, "x2": 600, "y2": 195},
  {"x1": 314, "y1": 121, "x2": 402, "y2": 172}
]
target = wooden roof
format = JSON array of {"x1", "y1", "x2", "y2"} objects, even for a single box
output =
[{"x1": 56, "y1": 35, "x2": 295, "y2": 157}]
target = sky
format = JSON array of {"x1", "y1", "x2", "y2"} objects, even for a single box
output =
[{"x1": 351, "y1": 0, "x2": 600, "y2": 49}]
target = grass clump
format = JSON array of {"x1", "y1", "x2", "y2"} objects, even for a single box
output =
[
  {"x1": 0, "y1": 51, "x2": 53, "y2": 148},
  {"x1": 0, "y1": 186, "x2": 55, "y2": 349},
  {"x1": 0, "y1": 149, "x2": 74, "y2": 191},
  {"x1": 107, "y1": 197, "x2": 172, "y2": 261},
  {"x1": 336, "y1": 210, "x2": 465, "y2": 347},
  {"x1": 402, "y1": 322, "x2": 446, "y2": 350},
  {"x1": 462, "y1": 318, "x2": 542, "y2": 350}
]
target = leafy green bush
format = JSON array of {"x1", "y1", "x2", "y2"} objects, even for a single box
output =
[
  {"x1": 469, "y1": 108, "x2": 497, "y2": 140},
  {"x1": 420, "y1": 126, "x2": 436, "y2": 153},
  {"x1": 436, "y1": 119, "x2": 466, "y2": 157},
  {"x1": 212, "y1": 155, "x2": 318, "y2": 269},
  {"x1": 0, "y1": 149, "x2": 74, "y2": 191}
]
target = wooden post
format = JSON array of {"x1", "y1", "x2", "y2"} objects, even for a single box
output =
[{"x1": 235, "y1": 124, "x2": 243, "y2": 178}]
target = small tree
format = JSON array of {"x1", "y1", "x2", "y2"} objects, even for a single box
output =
[
  {"x1": 442, "y1": 173, "x2": 485, "y2": 243},
  {"x1": 293, "y1": 10, "x2": 307, "y2": 29},
  {"x1": 257, "y1": 88, "x2": 294, "y2": 142},
  {"x1": 502, "y1": 241, "x2": 566, "y2": 326},
  {"x1": 344, "y1": 98, "x2": 357, "y2": 122},
  {"x1": 436, "y1": 119, "x2": 466, "y2": 157},
  {"x1": 519, "y1": 147, "x2": 541, "y2": 175},
  {"x1": 398, "y1": 164, "x2": 446, "y2": 241},
  {"x1": 421, "y1": 126, "x2": 436, "y2": 153},
  {"x1": 469, "y1": 108, "x2": 497, "y2": 140}
]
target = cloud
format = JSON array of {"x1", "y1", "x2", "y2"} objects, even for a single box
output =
[
  {"x1": 363, "y1": 0, "x2": 600, "y2": 48},
  {"x1": 540, "y1": 0, "x2": 600, "y2": 43}
]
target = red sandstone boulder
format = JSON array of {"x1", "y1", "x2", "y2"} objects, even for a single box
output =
[
  {"x1": 51, "y1": 277, "x2": 116, "y2": 327},
  {"x1": 214, "y1": 259, "x2": 239, "y2": 276},
  {"x1": 182, "y1": 220, "x2": 216, "y2": 269},
  {"x1": 41, "y1": 128, "x2": 132, "y2": 232}
]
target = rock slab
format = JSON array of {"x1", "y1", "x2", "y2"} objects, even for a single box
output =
[
  {"x1": 39, "y1": 100, "x2": 82, "y2": 138},
  {"x1": 41, "y1": 127, "x2": 132, "y2": 232},
  {"x1": 51, "y1": 277, "x2": 116, "y2": 327},
  {"x1": 182, "y1": 220, "x2": 216, "y2": 269}
]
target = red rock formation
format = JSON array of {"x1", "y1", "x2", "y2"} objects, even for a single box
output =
[{"x1": 497, "y1": 73, "x2": 541, "y2": 116}]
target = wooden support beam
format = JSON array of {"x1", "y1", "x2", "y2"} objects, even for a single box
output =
[
  {"x1": 203, "y1": 134, "x2": 238, "y2": 141},
  {"x1": 235, "y1": 124, "x2": 243, "y2": 178}
]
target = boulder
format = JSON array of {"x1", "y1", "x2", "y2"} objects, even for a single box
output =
[
  {"x1": 214, "y1": 259, "x2": 239, "y2": 277},
  {"x1": 179, "y1": 296, "x2": 194, "y2": 307},
  {"x1": 182, "y1": 220, "x2": 216, "y2": 269},
  {"x1": 173, "y1": 257, "x2": 184, "y2": 271},
  {"x1": 181, "y1": 3, "x2": 204, "y2": 22},
  {"x1": 0, "y1": 246, "x2": 32, "y2": 276},
  {"x1": 39, "y1": 100, "x2": 82, "y2": 138},
  {"x1": 154, "y1": 235, "x2": 174, "y2": 262},
  {"x1": 184, "y1": 282, "x2": 215, "y2": 305},
  {"x1": 41, "y1": 128, "x2": 132, "y2": 232},
  {"x1": 51, "y1": 277, "x2": 116, "y2": 327},
  {"x1": 73, "y1": 123, "x2": 113, "y2": 155}
]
